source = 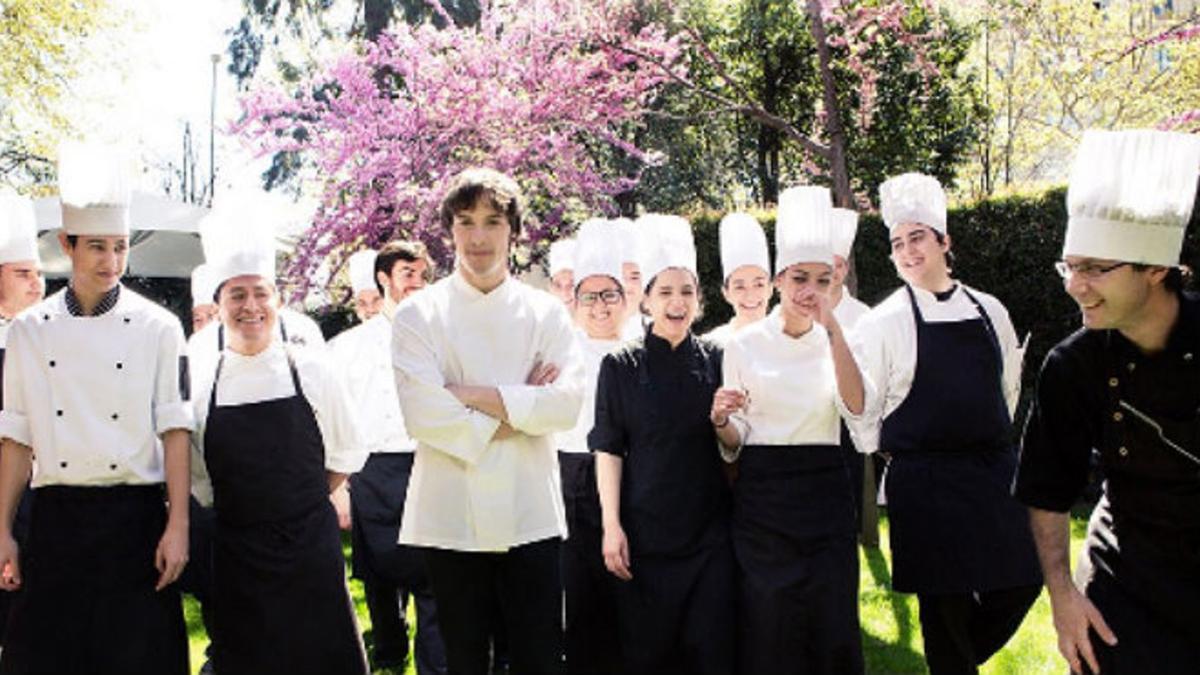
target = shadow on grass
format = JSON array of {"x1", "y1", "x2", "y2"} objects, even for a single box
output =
[{"x1": 862, "y1": 545, "x2": 926, "y2": 674}]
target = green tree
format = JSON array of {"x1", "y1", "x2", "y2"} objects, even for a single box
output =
[{"x1": 0, "y1": 0, "x2": 116, "y2": 187}]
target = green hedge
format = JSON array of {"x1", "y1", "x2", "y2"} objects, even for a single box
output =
[{"x1": 690, "y1": 187, "x2": 1200, "y2": 422}]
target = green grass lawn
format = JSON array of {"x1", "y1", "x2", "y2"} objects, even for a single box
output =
[{"x1": 186, "y1": 517, "x2": 1088, "y2": 674}]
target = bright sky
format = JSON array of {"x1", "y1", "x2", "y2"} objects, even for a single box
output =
[{"x1": 76, "y1": 0, "x2": 263, "y2": 197}]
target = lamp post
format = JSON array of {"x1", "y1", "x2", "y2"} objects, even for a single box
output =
[{"x1": 209, "y1": 52, "x2": 221, "y2": 207}]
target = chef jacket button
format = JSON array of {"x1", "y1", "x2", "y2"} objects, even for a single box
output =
[
  {"x1": 111, "y1": 413, "x2": 119, "y2": 420},
  {"x1": 123, "y1": 317, "x2": 131, "y2": 324},
  {"x1": 109, "y1": 464, "x2": 118, "y2": 470},
  {"x1": 1118, "y1": 446, "x2": 1129, "y2": 457},
  {"x1": 59, "y1": 461, "x2": 67, "y2": 468},
  {"x1": 1126, "y1": 362, "x2": 1136, "y2": 372},
  {"x1": 1108, "y1": 377, "x2": 1118, "y2": 388},
  {"x1": 42, "y1": 314, "x2": 49, "y2": 321},
  {"x1": 1113, "y1": 411, "x2": 1123, "y2": 422},
  {"x1": 116, "y1": 362, "x2": 123, "y2": 370},
  {"x1": 56, "y1": 410, "x2": 63, "y2": 417},
  {"x1": 49, "y1": 360, "x2": 55, "y2": 367},
  {"x1": 1185, "y1": 353, "x2": 1194, "y2": 362}
]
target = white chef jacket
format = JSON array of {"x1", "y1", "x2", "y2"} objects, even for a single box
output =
[
  {"x1": 392, "y1": 272, "x2": 584, "y2": 552},
  {"x1": 620, "y1": 314, "x2": 644, "y2": 342},
  {"x1": 701, "y1": 321, "x2": 737, "y2": 347},
  {"x1": 556, "y1": 332, "x2": 620, "y2": 454},
  {"x1": 723, "y1": 308, "x2": 877, "y2": 459},
  {"x1": 832, "y1": 293, "x2": 870, "y2": 333},
  {"x1": 851, "y1": 283, "x2": 1024, "y2": 454},
  {"x1": 189, "y1": 341, "x2": 367, "y2": 506},
  {"x1": 330, "y1": 313, "x2": 414, "y2": 454},
  {"x1": 0, "y1": 287, "x2": 194, "y2": 487},
  {"x1": 188, "y1": 306, "x2": 326, "y2": 383}
]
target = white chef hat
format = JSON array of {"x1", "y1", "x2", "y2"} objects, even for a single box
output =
[
  {"x1": 200, "y1": 189, "x2": 279, "y2": 289},
  {"x1": 572, "y1": 218, "x2": 624, "y2": 290},
  {"x1": 548, "y1": 238, "x2": 576, "y2": 277},
  {"x1": 0, "y1": 193, "x2": 41, "y2": 265},
  {"x1": 718, "y1": 212, "x2": 770, "y2": 282},
  {"x1": 57, "y1": 141, "x2": 133, "y2": 236},
  {"x1": 830, "y1": 208, "x2": 859, "y2": 260},
  {"x1": 347, "y1": 249, "x2": 379, "y2": 294},
  {"x1": 637, "y1": 214, "x2": 697, "y2": 290},
  {"x1": 1064, "y1": 129, "x2": 1200, "y2": 266},
  {"x1": 190, "y1": 263, "x2": 219, "y2": 307},
  {"x1": 611, "y1": 217, "x2": 644, "y2": 268},
  {"x1": 880, "y1": 172, "x2": 947, "y2": 235},
  {"x1": 775, "y1": 185, "x2": 834, "y2": 274}
]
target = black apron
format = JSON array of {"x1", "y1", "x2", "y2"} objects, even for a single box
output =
[
  {"x1": 349, "y1": 452, "x2": 425, "y2": 587},
  {"x1": 733, "y1": 444, "x2": 863, "y2": 675},
  {"x1": 204, "y1": 351, "x2": 368, "y2": 675},
  {"x1": 1077, "y1": 346, "x2": 1200, "y2": 673},
  {"x1": 880, "y1": 285, "x2": 1041, "y2": 594},
  {"x1": 0, "y1": 485, "x2": 188, "y2": 675}
]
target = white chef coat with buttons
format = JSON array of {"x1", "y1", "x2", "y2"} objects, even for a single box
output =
[
  {"x1": 392, "y1": 272, "x2": 584, "y2": 552},
  {"x1": 832, "y1": 293, "x2": 870, "y2": 333},
  {"x1": 0, "y1": 286, "x2": 194, "y2": 487},
  {"x1": 189, "y1": 340, "x2": 367, "y2": 506},
  {"x1": 330, "y1": 313, "x2": 414, "y2": 454},
  {"x1": 851, "y1": 283, "x2": 1024, "y2": 454},
  {"x1": 556, "y1": 332, "x2": 619, "y2": 454},
  {"x1": 723, "y1": 308, "x2": 877, "y2": 460}
]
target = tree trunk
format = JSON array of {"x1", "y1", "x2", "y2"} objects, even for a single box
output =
[{"x1": 805, "y1": 0, "x2": 853, "y2": 208}]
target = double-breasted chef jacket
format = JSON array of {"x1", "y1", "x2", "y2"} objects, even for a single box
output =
[
  {"x1": 392, "y1": 272, "x2": 584, "y2": 552},
  {"x1": 0, "y1": 285, "x2": 193, "y2": 486},
  {"x1": 0, "y1": 284, "x2": 193, "y2": 675},
  {"x1": 853, "y1": 283, "x2": 1041, "y2": 595},
  {"x1": 1016, "y1": 291, "x2": 1200, "y2": 673}
]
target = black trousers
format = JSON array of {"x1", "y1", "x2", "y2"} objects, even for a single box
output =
[
  {"x1": 612, "y1": 543, "x2": 736, "y2": 675},
  {"x1": 916, "y1": 584, "x2": 1041, "y2": 675},
  {"x1": 559, "y1": 453, "x2": 620, "y2": 675},
  {"x1": 351, "y1": 453, "x2": 447, "y2": 673},
  {"x1": 423, "y1": 537, "x2": 563, "y2": 675}
]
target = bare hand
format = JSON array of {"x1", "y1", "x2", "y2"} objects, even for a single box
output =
[
  {"x1": 492, "y1": 421, "x2": 519, "y2": 441},
  {"x1": 602, "y1": 524, "x2": 633, "y2": 581},
  {"x1": 330, "y1": 483, "x2": 352, "y2": 531},
  {"x1": 710, "y1": 387, "x2": 747, "y2": 426},
  {"x1": 1050, "y1": 586, "x2": 1117, "y2": 674},
  {"x1": 0, "y1": 535, "x2": 21, "y2": 591},
  {"x1": 154, "y1": 523, "x2": 189, "y2": 591},
  {"x1": 813, "y1": 291, "x2": 839, "y2": 333},
  {"x1": 526, "y1": 360, "x2": 560, "y2": 386}
]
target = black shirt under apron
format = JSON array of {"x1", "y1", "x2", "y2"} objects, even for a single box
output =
[
  {"x1": 590, "y1": 330, "x2": 734, "y2": 675},
  {"x1": 203, "y1": 351, "x2": 367, "y2": 675},
  {"x1": 1016, "y1": 292, "x2": 1200, "y2": 674},
  {"x1": 880, "y1": 285, "x2": 1041, "y2": 595}
]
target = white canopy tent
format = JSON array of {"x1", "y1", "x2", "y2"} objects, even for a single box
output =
[{"x1": 34, "y1": 191, "x2": 316, "y2": 280}]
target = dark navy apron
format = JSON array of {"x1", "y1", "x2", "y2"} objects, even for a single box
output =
[
  {"x1": 0, "y1": 485, "x2": 188, "y2": 675},
  {"x1": 880, "y1": 285, "x2": 1041, "y2": 594},
  {"x1": 733, "y1": 444, "x2": 862, "y2": 675},
  {"x1": 204, "y1": 351, "x2": 367, "y2": 675},
  {"x1": 1077, "y1": 343, "x2": 1200, "y2": 673}
]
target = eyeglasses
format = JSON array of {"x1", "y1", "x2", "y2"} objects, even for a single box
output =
[
  {"x1": 577, "y1": 289, "x2": 624, "y2": 306},
  {"x1": 1053, "y1": 260, "x2": 1129, "y2": 280}
]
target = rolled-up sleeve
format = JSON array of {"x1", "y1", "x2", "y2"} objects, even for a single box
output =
[
  {"x1": 393, "y1": 309, "x2": 500, "y2": 465},
  {"x1": 153, "y1": 321, "x2": 195, "y2": 434},
  {"x1": 497, "y1": 305, "x2": 584, "y2": 437},
  {"x1": 588, "y1": 355, "x2": 627, "y2": 457},
  {"x1": 310, "y1": 356, "x2": 368, "y2": 475},
  {"x1": 1014, "y1": 346, "x2": 1096, "y2": 512},
  {"x1": 846, "y1": 317, "x2": 885, "y2": 453},
  {"x1": 0, "y1": 321, "x2": 33, "y2": 447}
]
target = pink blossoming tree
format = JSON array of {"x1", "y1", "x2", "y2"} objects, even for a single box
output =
[{"x1": 235, "y1": 0, "x2": 683, "y2": 291}]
